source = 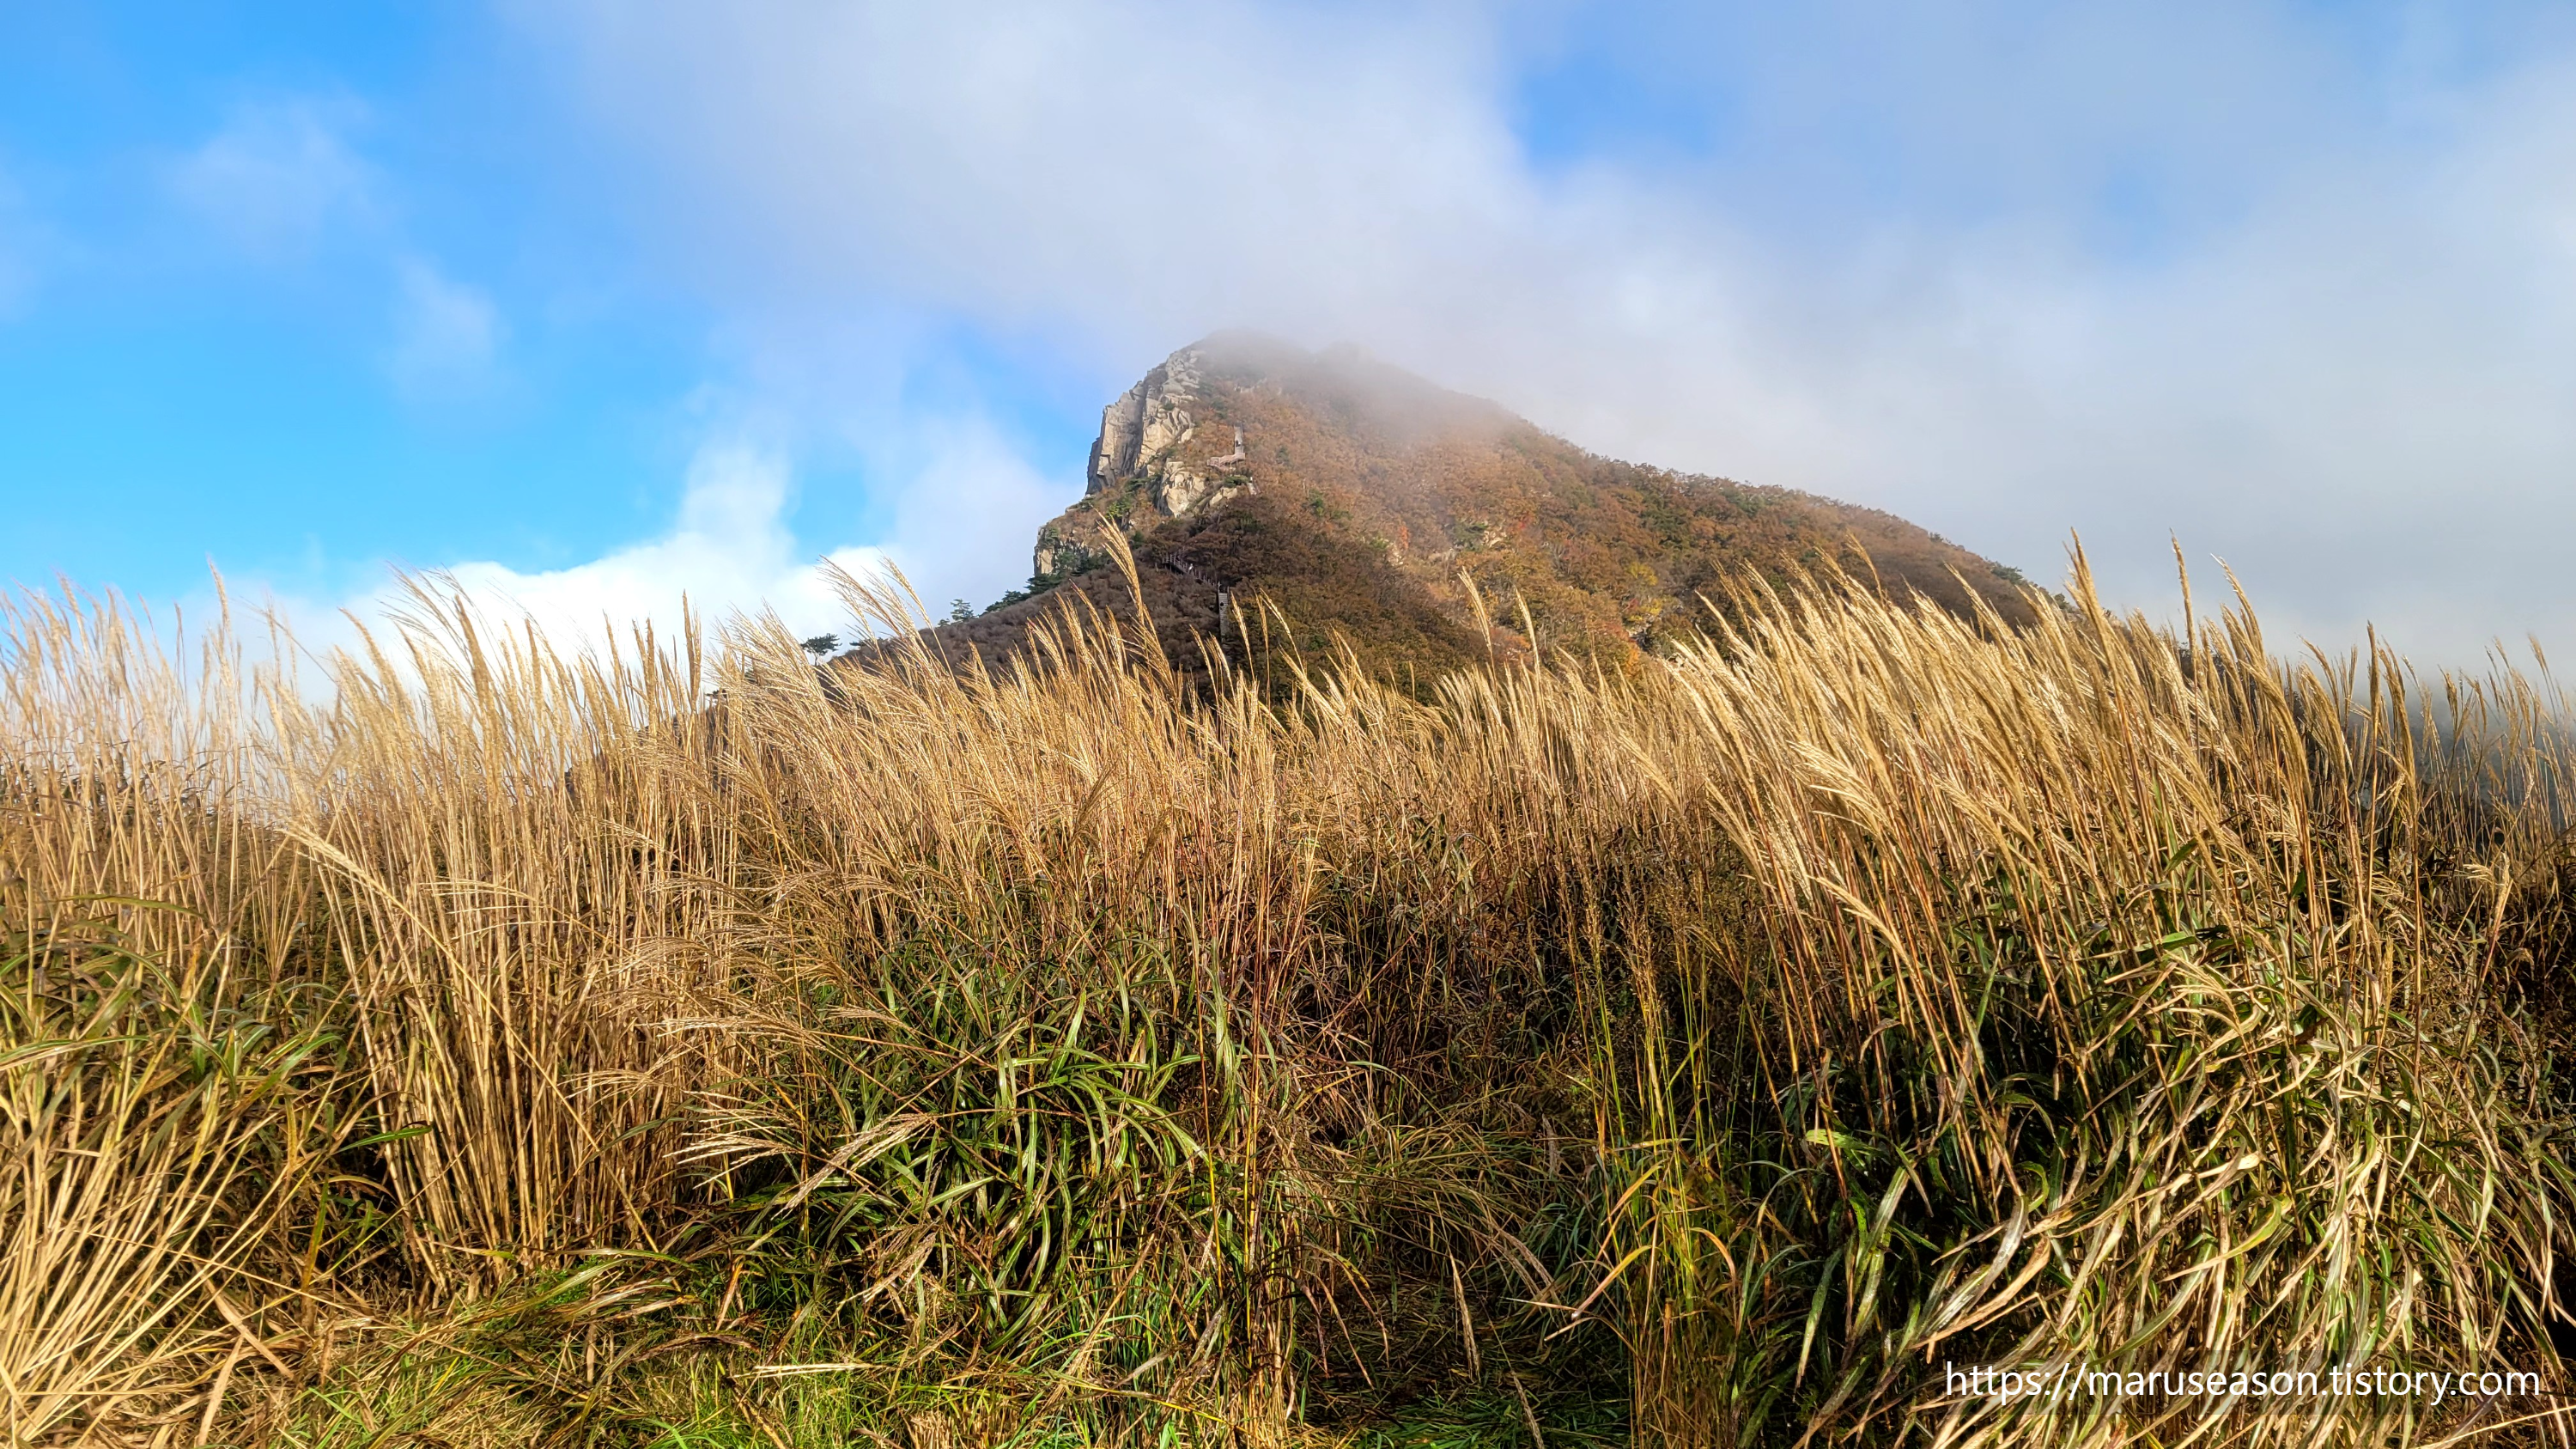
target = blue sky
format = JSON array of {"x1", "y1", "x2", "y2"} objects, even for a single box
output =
[{"x1": 3, "y1": 2, "x2": 2573, "y2": 661}]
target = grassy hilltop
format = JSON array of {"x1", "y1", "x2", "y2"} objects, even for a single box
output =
[{"x1": 5, "y1": 552, "x2": 2576, "y2": 1448}]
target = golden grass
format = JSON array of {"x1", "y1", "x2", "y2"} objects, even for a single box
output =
[{"x1": 2, "y1": 551, "x2": 2572, "y2": 1447}]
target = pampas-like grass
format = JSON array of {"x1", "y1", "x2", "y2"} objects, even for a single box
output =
[{"x1": 1, "y1": 551, "x2": 2569, "y2": 1447}]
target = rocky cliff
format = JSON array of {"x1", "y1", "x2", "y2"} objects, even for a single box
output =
[{"x1": 1033, "y1": 347, "x2": 1253, "y2": 581}]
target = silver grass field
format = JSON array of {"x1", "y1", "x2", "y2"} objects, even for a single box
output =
[{"x1": 5, "y1": 551, "x2": 2574, "y2": 1448}]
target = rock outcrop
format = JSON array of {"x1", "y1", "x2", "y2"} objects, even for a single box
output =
[{"x1": 1034, "y1": 345, "x2": 1255, "y2": 581}]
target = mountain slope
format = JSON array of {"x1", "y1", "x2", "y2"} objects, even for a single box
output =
[{"x1": 931, "y1": 332, "x2": 2036, "y2": 681}]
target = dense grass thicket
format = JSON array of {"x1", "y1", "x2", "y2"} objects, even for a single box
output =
[{"x1": 7, "y1": 551, "x2": 2576, "y2": 1447}]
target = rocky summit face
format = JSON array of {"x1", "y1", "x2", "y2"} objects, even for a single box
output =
[
  {"x1": 1031, "y1": 344, "x2": 1250, "y2": 581},
  {"x1": 934, "y1": 331, "x2": 2036, "y2": 685}
]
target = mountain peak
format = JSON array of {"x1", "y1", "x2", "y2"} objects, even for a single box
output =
[{"x1": 945, "y1": 338, "x2": 2033, "y2": 685}]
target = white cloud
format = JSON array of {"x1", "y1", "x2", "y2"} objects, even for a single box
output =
[
  {"x1": 283, "y1": 414, "x2": 1057, "y2": 668},
  {"x1": 374, "y1": 441, "x2": 877, "y2": 655},
  {"x1": 168, "y1": 98, "x2": 378, "y2": 261},
  {"x1": 500, "y1": 0, "x2": 2576, "y2": 664},
  {"x1": 865, "y1": 417, "x2": 1068, "y2": 609},
  {"x1": 386, "y1": 257, "x2": 507, "y2": 400}
]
